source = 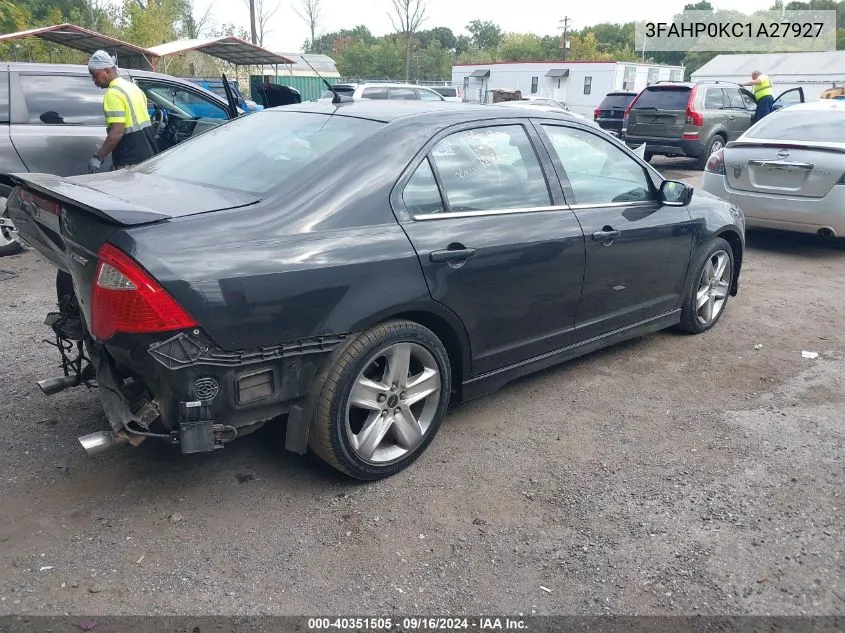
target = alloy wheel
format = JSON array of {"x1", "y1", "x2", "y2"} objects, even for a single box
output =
[
  {"x1": 695, "y1": 249, "x2": 732, "y2": 326},
  {"x1": 345, "y1": 342, "x2": 442, "y2": 465}
]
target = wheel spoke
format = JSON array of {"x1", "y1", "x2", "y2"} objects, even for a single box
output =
[
  {"x1": 704, "y1": 259, "x2": 715, "y2": 283},
  {"x1": 393, "y1": 406, "x2": 424, "y2": 449},
  {"x1": 349, "y1": 376, "x2": 387, "y2": 411},
  {"x1": 355, "y1": 412, "x2": 394, "y2": 460},
  {"x1": 696, "y1": 286, "x2": 711, "y2": 310},
  {"x1": 713, "y1": 253, "x2": 729, "y2": 281},
  {"x1": 403, "y1": 368, "x2": 440, "y2": 406},
  {"x1": 713, "y1": 280, "x2": 730, "y2": 300},
  {"x1": 385, "y1": 343, "x2": 412, "y2": 389},
  {"x1": 705, "y1": 295, "x2": 716, "y2": 323}
]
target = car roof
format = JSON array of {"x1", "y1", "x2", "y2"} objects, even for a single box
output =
[
  {"x1": 331, "y1": 82, "x2": 439, "y2": 90},
  {"x1": 771, "y1": 100, "x2": 845, "y2": 112},
  {"x1": 268, "y1": 100, "x2": 596, "y2": 124}
]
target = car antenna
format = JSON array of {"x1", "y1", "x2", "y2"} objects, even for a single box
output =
[{"x1": 299, "y1": 55, "x2": 351, "y2": 105}]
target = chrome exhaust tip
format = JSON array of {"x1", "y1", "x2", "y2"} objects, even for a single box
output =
[
  {"x1": 79, "y1": 431, "x2": 130, "y2": 456},
  {"x1": 37, "y1": 375, "x2": 79, "y2": 396}
]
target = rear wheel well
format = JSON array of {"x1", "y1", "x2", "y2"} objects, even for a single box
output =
[
  {"x1": 391, "y1": 311, "x2": 466, "y2": 400},
  {"x1": 717, "y1": 229, "x2": 743, "y2": 294}
]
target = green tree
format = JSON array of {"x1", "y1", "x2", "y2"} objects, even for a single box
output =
[
  {"x1": 497, "y1": 33, "x2": 545, "y2": 61},
  {"x1": 466, "y1": 19, "x2": 503, "y2": 50}
]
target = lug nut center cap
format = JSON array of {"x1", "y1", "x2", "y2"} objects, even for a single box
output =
[{"x1": 387, "y1": 395, "x2": 399, "y2": 408}]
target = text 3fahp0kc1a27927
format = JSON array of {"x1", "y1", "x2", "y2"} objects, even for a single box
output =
[{"x1": 645, "y1": 21, "x2": 825, "y2": 38}]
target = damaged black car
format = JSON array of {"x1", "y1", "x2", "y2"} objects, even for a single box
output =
[{"x1": 8, "y1": 101, "x2": 744, "y2": 480}]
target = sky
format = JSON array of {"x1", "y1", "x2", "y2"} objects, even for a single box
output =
[{"x1": 193, "y1": 0, "x2": 778, "y2": 53}]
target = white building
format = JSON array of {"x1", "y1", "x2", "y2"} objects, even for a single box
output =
[
  {"x1": 691, "y1": 51, "x2": 845, "y2": 100},
  {"x1": 452, "y1": 61, "x2": 685, "y2": 116}
]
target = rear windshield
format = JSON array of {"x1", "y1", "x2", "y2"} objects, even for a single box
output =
[
  {"x1": 745, "y1": 109, "x2": 845, "y2": 142},
  {"x1": 599, "y1": 93, "x2": 635, "y2": 109},
  {"x1": 321, "y1": 86, "x2": 355, "y2": 98},
  {"x1": 433, "y1": 87, "x2": 457, "y2": 97},
  {"x1": 134, "y1": 111, "x2": 383, "y2": 194},
  {"x1": 632, "y1": 87, "x2": 691, "y2": 110}
]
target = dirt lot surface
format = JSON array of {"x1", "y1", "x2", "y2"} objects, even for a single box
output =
[{"x1": 0, "y1": 160, "x2": 843, "y2": 618}]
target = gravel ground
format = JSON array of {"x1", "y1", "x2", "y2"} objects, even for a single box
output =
[{"x1": 0, "y1": 161, "x2": 843, "y2": 617}]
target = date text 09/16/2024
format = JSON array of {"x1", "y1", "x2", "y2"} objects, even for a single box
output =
[{"x1": 307, "y1": 617, "x2": 529, "y2": 631}]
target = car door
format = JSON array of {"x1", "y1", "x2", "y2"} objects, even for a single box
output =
[
  {"x1": 772, "y1": 87, "x2": 804, "y2": 111},
  {"x1": 725, "y1": 87, "x2": 753, "y2": 138},
  {"x1": 536, "y1": 121, "x2": 695, "y2": 341},
  {"x1": 393, "y1": 121, "x2": 587, "y2": 376},
  {"x1": 8, "y1": 70, "x2": 113, "y2": 175}
]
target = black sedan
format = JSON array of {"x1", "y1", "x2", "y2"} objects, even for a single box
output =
[{"x1": 8, "y1": 101, "x2": 745, "y2": 480}]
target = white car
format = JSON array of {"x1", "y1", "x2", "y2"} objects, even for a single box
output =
[
  {"x1": 431, "y1": 86, "x2": 462, "y2": 102},
  {"x1": 701, "y1": 100, "x2": 845, "y2": 238},
  {"x1": 319, "y1": 82, "x2": 446, "y2": 102}
]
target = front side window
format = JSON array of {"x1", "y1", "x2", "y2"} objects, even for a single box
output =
[
  {"x1": 584, "y1": 77, "x2": 592, "y2": 95},
  {"x1": 19, "y1": 74, "x2": 103, "y2": 125},
  {"x1": 418, "y1": 89, "x2": 442, "y2": 101},
  {"x1": 139, "y1": 81, "x2": 228, "y2": 120},
  {"x1": 542, "y1": 124, "x2": 653, "y2": 205},
  {"x1": 427, "y1": 125, "x2": 550, "y2": 212}
]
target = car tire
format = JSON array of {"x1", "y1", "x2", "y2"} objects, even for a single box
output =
[
  {"x1": 0, "y1": 212, "x2": 23, "y2": 257},
  {"x1": 679, "y1": 237, "x2": 734, "y2": 334},
  {"x1": 309, "y1": 319, "x2": 452, "y2": 480},
  {"x1": 697, "y1": 134, "x2": 725, "y2": 170}
]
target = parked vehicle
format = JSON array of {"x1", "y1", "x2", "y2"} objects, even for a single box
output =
[
  {"x1": 0, "y1": 62, "x2": 240, "y2": 256},
  {"x1": 702, "y1": 100, "x2": 845, "y2": 238},
  {"x1": 431, "y1": 86, "x2": 462, "y2": 102},
  {"x1": 594, "y1": 91, "x2": 637, "y2": 136},
  {"x1": 8, "y1": 101, "x2": 745, "y2": 480},
  {"x1": 319, "y1": 82, "x2": 446, "y2": 102},
  {"x1": 187, "y1": 78, "x2": 263, "y2": 112},
  {"x1": 622, "y1": 81, "x2": 804, "y2": 168}
]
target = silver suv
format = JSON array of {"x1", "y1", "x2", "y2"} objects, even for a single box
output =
[
  {"x1": 0, "y1": 62, "x2": 240, "y2": 255},
  {"x1": 319, "y1": 82, "x2": 446, "y2": 102},
  {"x1": 623, "y1": 81, "x2": 804, "y2": 168}
]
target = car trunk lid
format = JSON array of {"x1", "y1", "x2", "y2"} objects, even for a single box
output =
[
  {"x1": 627, "y1": 86, "x2": 691, "y2": 138},
  {"x1": 724, "y1": 141, "x2": 845, "y2": 198}
]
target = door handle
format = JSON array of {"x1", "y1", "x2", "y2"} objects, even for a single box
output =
[
  {"x1": 430, "y1": 247, "x2": 476, "y2": 263},
  {"x1": 592, "y1": 228, "x2": 620, "y2": 241}
]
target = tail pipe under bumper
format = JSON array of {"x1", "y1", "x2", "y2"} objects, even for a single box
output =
[{"x1": 78, "y1": 430, "x2": 131, "y2": 456}]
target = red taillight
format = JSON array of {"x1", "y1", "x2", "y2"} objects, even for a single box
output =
[
  {"x1": 20, "y1": 189, "x2": 61, "y2": 216},
  {"x1": 91, "y1": 244, "x2": 197, "y2": 340},
  {"x1": 705, "y1": 148, "x2": 725, "y2": 175},
  {"x1": 685, "y1": 85, "x2": 703, "y2": 126},
  {"x1": 594, "y1": 107, "x2": 601, "y2": 119}
]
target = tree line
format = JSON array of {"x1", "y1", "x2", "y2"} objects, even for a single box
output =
[{"x1": 1, "y1": 0, "x2": 844, "y2": 82}]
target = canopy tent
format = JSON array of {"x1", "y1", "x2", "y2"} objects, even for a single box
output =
[
  {"x1": 147, "y1": 37, "x2": 295, "y2": 70},
  {"x1": 0, "y1": 23, "x2": 155, "y2": 69}
]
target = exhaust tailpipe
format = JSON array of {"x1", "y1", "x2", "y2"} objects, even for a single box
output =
[
  {"x1": 38, "y1": 375, "x2": 79, "y2": 396},
  {"x1": 79, "y1": 431, "x2": 130, "y2": 456}
]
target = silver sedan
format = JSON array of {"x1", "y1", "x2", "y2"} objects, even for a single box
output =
[{"x1": 701, "y1": 100, "x2": 845, "y2": 238}]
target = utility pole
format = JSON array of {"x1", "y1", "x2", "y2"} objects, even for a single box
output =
[
  {"x1": 559, "y1": 17, "x2": 570, "y2": 61},
  {"x1": 249, "y1": 0, "x2": 257, "y2": 44}
]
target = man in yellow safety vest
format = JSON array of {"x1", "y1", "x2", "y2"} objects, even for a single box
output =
[{"x1": 742, "y1": 70, "x2": 774, "y2": 124}]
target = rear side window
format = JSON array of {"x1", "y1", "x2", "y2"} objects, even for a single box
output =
[
  {"x1": 745, "y1": 110, "x2": 845, "y2": 142},
  {"x1": 19, "y1": 74, "x2": 104, "y2": 125},
  {"x1": 632, "y1": 87, "x2": 691, "y2": 110},
  {"x1": 389, "y1": 87, "x2": 417, "y2": 100},
  {"x1": 403, "y1": 158, "x2": 444, "y2": 215},
  {"x1": 704, "y1": 88, "x2": 726, "y2": 110},
  {"x1": 427, "y1": 125, "x2": 550, "y2": 212},
  {"x1": 0, "y1": 71, "x2": 8, "y2": 122},
  {"x1": 135, "y1": 111, "x2": 384, "y2": 194},
  {"x1": 361, "y1": 87, "x2": 388, "y2": 100},
  {"x1": 599, "y1": 93, "x2": 635, "y2": 109},
  {"x1": 434, "y1": 87, "x2": 456, "y2": 97},
  {"x1": 726, "y1": 89, "x2": 747, "y2": 109}
]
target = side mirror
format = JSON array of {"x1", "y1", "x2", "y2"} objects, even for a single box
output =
[{"x1": 660, "y1": 180, "x2": 693, "y2": 206}]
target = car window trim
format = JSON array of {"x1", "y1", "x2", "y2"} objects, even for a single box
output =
[
  {"x1": 532, "y1": 119, "x2": 661, "y2": 207},
  {"x1": 389, "y1": 118, "x2": 565, "y2": 222}
]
